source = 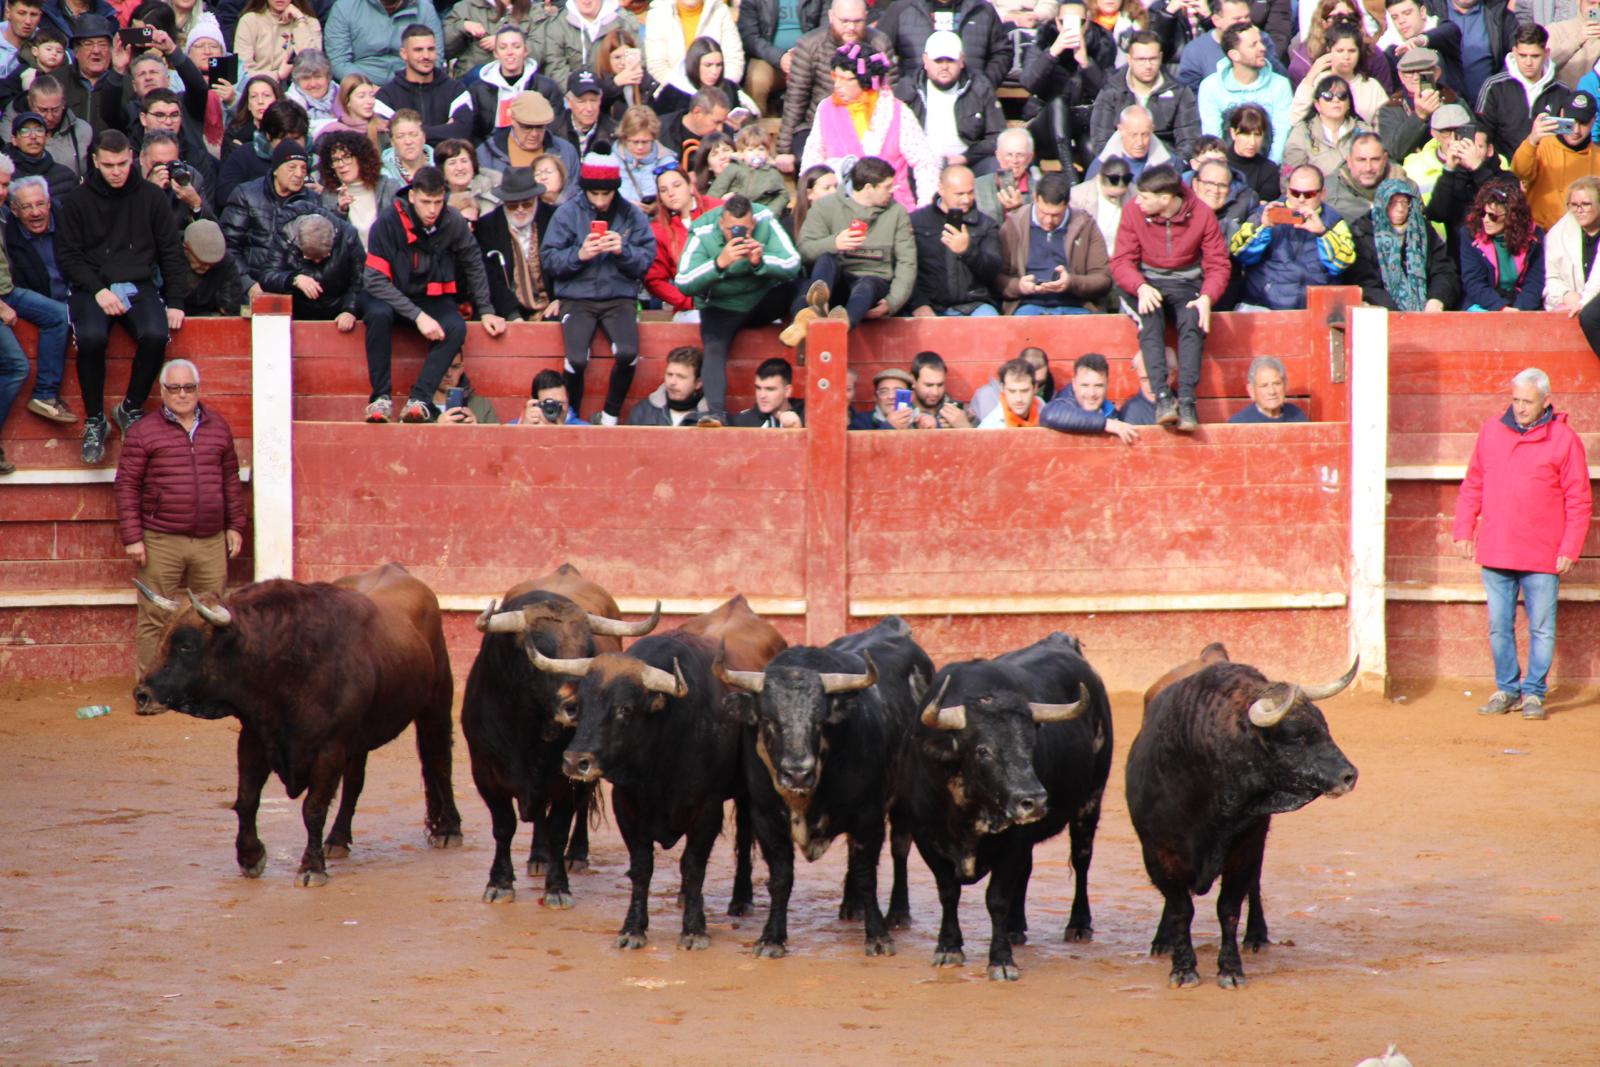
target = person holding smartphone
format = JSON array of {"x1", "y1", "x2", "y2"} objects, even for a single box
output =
[
  {"x1": 432, "y1": 350, "x2": 500, "y2": 424},
  {"x1": 907, "y1": 163, "x2": 1002, "y2": 317},
  {"x1": 1512, "y1": 92, "x2": 1600, "y2": 230}
]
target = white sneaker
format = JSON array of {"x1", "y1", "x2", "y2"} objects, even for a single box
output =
[{"x1": 365, "y1": 397, "x2": 393, "y2": 423}]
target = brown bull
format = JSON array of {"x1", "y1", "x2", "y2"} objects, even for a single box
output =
[
  {"x1": 677, "y1": 594, "x2": 788, "y2": 672},
  {"x1": 1143, "y1": 642, "x2": 1231, "y2": 712},
  {"x1": 133, "y1": 562, "x2": 462, "y2": 886}
]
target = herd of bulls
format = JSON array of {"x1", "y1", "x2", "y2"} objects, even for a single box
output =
[{"x1": 131, "y1": 562, "x2": 1359, "y2": 988}]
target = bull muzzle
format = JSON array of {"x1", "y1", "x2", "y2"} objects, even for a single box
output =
[
  {"x1": 562, "y1": 750, "x2": 602, "y2": 782},
  {"x1": 132, "y1": 684, "x2": 169, "y2": 716},
  {"x1": 1006, "y1": 791, "x2": 1048, "y2": 826},
  {"x1": 776, "y1": 760, "x2": 819, "y2": 795},
  {"x1": 1326, "y1": 763, "x2": 1359, "y2": 797}
]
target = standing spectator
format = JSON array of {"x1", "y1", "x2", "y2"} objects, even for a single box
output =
[
  {"x1": 375, "y1": 24, "x2": 472, "y2": 146},
  {"x1": 115, "y1": 358, "x2": 245, "y2": 673},
  {"x1": 1458, "y1": 178, "x2": 1545, "y2": 310},
  {"x1": 1544, "y1": 175, "x2": 1600, "y2": 346},
  {"x1": 1039, "y1": 351, "x2": 1141, "y2": 444},
  {"x1": 791, "y1": 155, "x2": 917, "y2": 337},
  {"x1": 1425, "y1": 0, "x2": 1516, "y2": 106},
  {"x1": 552, "y1": 70, "x2": 616, "y2": 159},
  {"x1": 318, "y1": 129, "x2": 400, "y2": 246},
  {"x1": 325, "y1": 0, "x2": 442, "y2": 83},
  {"x1": 361, "y1": 164, "x2": 505, "y2": 423},
  {"x1": 234, "y1": 0, "x2": 321, "y2": 81},
  {"x1": 1283, "y1": 74, "x2": 1361, "y2": 181},
  {"x1": 976, "y1": 356, "x2": 1042, "y2": 428},
  {"x1": 62, "y1": 14, "x2": 115, "y2": 133},
  {"x1": 907, "y1": 162, "x2": 1001, "y2": 316},
  {"x1": 1019, "y1": 5, "x2": 1105, "y2": 175},
  {"x1": 775, "y1": 0, "x2": 896, "y2": 173},
  {"x1": 1071, "y1": 155, "x2": 1135, "y2": 255},
  {"x1": 997, "y1": 169, "x2": 1111, "y2": 314},
  {"x1": 1110, "y1": 163, "x2": 1230, "y2": 432},
  {"x1": 875, "y1": 0, "x2": 1009, "y2": 90},
  {"x1": 539, "y1": 144, "x2": 654, "y2": 424},
  {"x1": 1325, "y1": 129, "x2": 1405, "y2": 223},
  {"x1": 1224, "y1": 103, "x2": 1282, "y2": 201},
  {"x1": 1229, "y1": 163, "x2": 1356, "y2": 309},
  {"x1": 1090, "y1": 29, "x2": 1201, "y2": 162},
  {"x1": 675, "y1": 192, "x2": 802, "y2": 420},
  {"x1": 737, "y1": 0, "x2": 822, "y2": 115},
  {"x1": 1345, "y1": 175, "x2": 1460, "y2": 309},
  {"x1": 1452, "y1": 368, "x2": 1591, "y2": 720},
  {"x1": 1226, "y1": 354, "x2": 1308, "y2": 422},
  {"x1": 466, "y1": 27, "x2": 562, "y2": 143},
  {"x1": 59, "y1": 129, "x2": 187, "y2": 465},
  {"x1": 1511, "y1": 92, "x2": 1600, "y2": 231},
  {"x1": 1476, "y1": 23, "x2": 1569, "y2": 163},
  {"x1": 1198, "y1": 22, "x2": 1293, "y2": 163},
  {"x1": 176, "y1": 218, "x2": 246, "y2": 315},
  {"x1": 1, "y1": 173, "x2": 73, "y2": 435},
  {"x1": 534, "y1": 0, "x2": 642, "y2": 87},
  {"x1": 444, "y1": 0, "x2": 544, "y2": 78},
  {"x1": 645, "y1": 161, "x2": 721, "y2": 319},
  {"x1": 893, "y1": 30, "x2": 1005, "y2": 176},
  {"x1": 625, "y1": 344, "x2": 712, "y2": 425},
  {"x1": 645, "y1": 0, "x2": 744, "y2": 89},
  {"x1": 803, "y1": 45, "x2": 939, "y2": 210},
  {"x1": 732, "y1": 355, "x2": 805, "y2": 427},
  {"x1": 477, "y1": 166, "x2": 558, "y2": 322}
]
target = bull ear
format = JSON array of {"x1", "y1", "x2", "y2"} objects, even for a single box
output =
[{"x1": 721, "y1": 690, "x2": 757, "y2": 725}]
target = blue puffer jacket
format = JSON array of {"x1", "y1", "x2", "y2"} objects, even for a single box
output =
[
  {"x1": 1230, "y1": 203, "x2": 1356, "y2": 311},
  {"x1": 540, "y1": 193, "x2": 656, "y2": 301}
]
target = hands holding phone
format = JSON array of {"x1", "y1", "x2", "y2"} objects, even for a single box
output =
[
  {"x1": 579, "y1": 221, "x2": 621, "y2": 260},
  {"x1": 1019, "y1": 265, "x2": 1069, "y2": 295}
]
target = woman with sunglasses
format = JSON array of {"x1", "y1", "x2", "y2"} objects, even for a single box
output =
[
  {"x1": 1288, "y1": 22, "x2": 1388, "y2": 125},
  {"x1": 1069, "y1": 155, "x2": 1133, "y2": 255},
  {"x1": 1458, "y1": 179, "x2": 1545, "y2": 311},
  {"x1": 644, "y1": 162, "x2": 722, "y2": 321},
  {"x1": 1284, "y1": 74, "x2": 1362, "y2": 180}
]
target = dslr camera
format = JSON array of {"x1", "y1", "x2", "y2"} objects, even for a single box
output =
[
  {"x1": 167, "y1": 161, "x2": 193, "y2": 187},
  {"x1": 538, "y1": 398, "x2": 566, "y2": 423}
]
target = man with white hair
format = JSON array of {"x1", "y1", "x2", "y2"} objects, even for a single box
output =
[
  {"x1": 974, "y1": 127, "x2": 1040, "y2": 220},
  {"x1": 1086, "y1": 104, "x2": 1174, "y2": 181},
  {"x1": 1452, "y1": 367, "x2": 1591, "y2": 720},
  {"x1": 113, "y1": 358, "x2": 246, "y2": 674}
]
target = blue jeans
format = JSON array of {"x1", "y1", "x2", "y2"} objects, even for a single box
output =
[
  {"x1": 1014, "y1": 303, "x2": 1092, "y2": 316},
  {"x1": 941, "y1": 304, "x2": 1000, "y2": 317},
  {"x1": 1481, "y1": 567, "x2": 1559, "y2": 699},
  {"x1": 0, "y1": 319, "x2": 24, "y2": 436},
  {"x1": 6, "y1": 287, "x2": 70, "y2": 401}
]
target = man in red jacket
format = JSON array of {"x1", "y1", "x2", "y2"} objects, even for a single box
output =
[
  {"x1": 1452, "y1": 368, "x2": 1592, "y2": 720},
  {"x1": 114, "y1": 359, "x2": 246, "y2": 673},
  {"x1": 1109, "y1": 164, "x2": 1231, "y2": 433}
]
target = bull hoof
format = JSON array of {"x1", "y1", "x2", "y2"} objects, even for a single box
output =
[
  {"x1": 727, "y1": 898, "x2": 754, "y2": 917},
  {"x1": 566, "y1": 857, "x2": 589, "y2": 874},
  {"x1": 1168, "y1": 967, "x2": 1201, "y2": 989},
  {"x1": 615, "y1": 932, "x2": 648, "y2": 950},
  {"x1": 987, "y1": 963, "x2": 1021, "y2": 982},
  {"x1": 1007, "y1": 930, "x2": 1028, "y2": 946},
  {"x1": 931, "y1": 949, "x2": 965, "y2": 968},
  {"x1": 483, "y1": 884, "x2": 515, "y2": 904},
  {"x1": 324, "y1": 843, "x2": 350, "y2": 860},
  {"x1": 864, "y1": 935, "x2": 895, "y2": 957},
  {"x1": 542, "y1": 891, "x2": 574, "y2": 910},
  {"x1": 1063, "y1": 925, "x2": 1093, "y2": 943},
  {"x1": 428, "y1": 832, "x2": 464, "y2": 849},
  {"x1": 886, "y1": 911, "x2": 912, "y2": 931},
  {"x1": 753, "y1": 940, "x2": 786, "y2": 959},
  {"x1": 528, "y1": 859, "x2": 547, "y2": 877},
  {"x1": 1217, "y1": 972, "x2": 1247, "y2": 990},
  {"x1": 239, "y1": 857, "x2": 266, "y2": 879},
  {"x1": 1243, "y1": 934, "x2": 1269, "y2": 953},
  {"x1": 838, "y1": 902, "x2": 865, "y2": 922},
  {"x1": 297, "y1": 869, "x2": 329, "y2": 888},
  {"x1": 678, "y1": 932, "x2": 711, "y2": 951}
]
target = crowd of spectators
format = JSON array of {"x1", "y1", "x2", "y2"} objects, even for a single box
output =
[{"x1": 2, "y1": 0, "x2": 1600, "y2": 471}]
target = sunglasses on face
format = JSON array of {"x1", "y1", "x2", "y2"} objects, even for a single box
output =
[
  {"x1": 1102, "y1": 173, "x2": 1131, "y2": 186},
  {"x1": 1317, "y1": 91, "x2": 1350, "y2": 102},
  {"x1": 162, "y1": 383, "x2": 198, "y2": 394},
  {"x1": 1286, "y1": 187, "x2": 1321, "y2": 198}
]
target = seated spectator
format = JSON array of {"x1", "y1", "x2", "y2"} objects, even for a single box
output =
[
  {"x1": 140, "y1": 132, "x2": 209, "y2": 230},
  {"x1": 793, "y1": 162, "x2": 839, "y2": 236},
  {"x1": 1418, "y1": 109, "x2": 1506, "y2": 258},
  {"x1": 1019, "y1": 5, "x2": 1104, "y2": 174},
  {"x1": 590, "y1": 25, "x2": 654, "y2": 118},
  {"x1": 1324, "y1": 129, "x2": 1405, "y2": 224},
  {"x1": 1089, "y1": 29, "x2": 1200, "y2": 164},
  {"x1": 444, "y1": 0, "x2": 542, "y2": 78},
  {"x1": 438, "y1": 138, "x2": 500, "y2": 217},
  {"x1": 432, "y1": 349, "x2": 499, "y2": 424},
  {"x1": 60, "y1": 14, "x2": 116, "y2": 134},
  {"x1": 976, "y1": 356, "x2": 1043, "y2": 428},
  {"x1": 802, "y1": 46, "x2": 937, "y2": 211},
  {"x1": 646, "y1": 161, "x2": 721, "y2": 321},
  {"x1": 907, "y1": 163, "x2": 1001, "y2": 317},
  {"x1": 1477, "y1": 23, "x2": 1569, "y2": 163},
  {"x1": 216, "y1": 98, "x2": 308, "y2": 210},
  {"x1": 361, "y1": 164, "x2": 505, "y2": 424},
  {"x1": 790, "y1": 155, "x2": 916, "y2": 341},
  {"x1": 531, "y1": 150, "x2": 568, "y2": 229},
  {"x1": 219, "y1": 138, "x2": 327, "y2": 302},
  {"x1": 974, "y1": 127, "x2": 1040, "y2": 222},
  {"x1": 1040, "y1": 351, "x2": 1140, "y2": 444},
  {"x1": 1379, "y1": 47, "x2": 1463, "y2": 165},
  {"x1": 615, "y1": 103, "x2": 675, "y2": 208},
  {"x1": 1087, "y1": 104, "x2": 1174, "y2": 181},
  {"x1": 1230, "y1": 163, "x2": 1355, "y2": 310},
  {"x1": 4, "y1": 174, "x2": 69, "y2": 311},
  {"x1": 1223, "y1": 102, "x2": 1281, "y2": 202},
  {"x1": 6, "y1": 108, "x2": 73, "y2": 197},
  {"x1": 58, "y1": 129, "x2": 188, "y2": 464},
  {"x1": 478, "y1": 90, "x2": 577, "y2": 182},
  {"x1": 319, "y1": 129, "x2": 401, "y2": 247},
  {"x1": 267, "y1": 212, "x2": 363, "y2": 326},
  {"x1": 375, "y1": 24, "x2": 470, "y2": 145},
  {"x1": 478, "y1": 166, "x2": 556, "y2": 322},
  {"x1": 1378, "y1": 0, "x2": 1463, "y2": 97},
  {"x1": 540, "y1": 144, "x2": 655, "y2": 424},
  {"x1": 1290, "y1": 0, "x2": 1396, "y2": 95},
  {"x1": 1178, "y1": 0, "x2": 1288, "y2": 94},
  {"x1": 381, "y1": 108, "x2": 434, "y2": 184},
  {"x1": 1198, "y1": 23, "x2": 1293, "y2": 163},
  {"x1": 877, "y1": 0, "x2": 1008, "y2": 90},
  {"x1": 551, "y1": 70, "x2": 615, "y2": 158},
  {"x1": 1459, "y1": 177, "x2": 1545, "y2": 311},
  {"x1": 645, "y1": 0, "x2": 744, "y2": 88},
  {"x1": 709, "y1": 123, "x2": 789, "y2": 216},
  {"x1": 691, "y1": 130, "x2": 736, "y2": 197},
  {"x1": 234, "y1": 0, "x2": 321, "y2": 82},
  {"x1": 660, "y1": 86, "x2": 732, "y2": 172},
  {"x1": 512, "y1": 368, "x2": 584, "y2": 425},
  {"x1": 1283, "y1": 75, "x2": 1361, "y2": 181},
  {"x1": 284, "y1": 50, "x2": 339, "y2": 141},
  {"x1": 775, "y1": 0, "x2": 896, "y2": 174},
  {"x1": 0, "y1": 178, "x2": 73, "y2": 469},
  {"x1": 851, "y1": 366, "x2": 917, "y2": 430},
  {"x1": 221, "y1": 75, "x2": 283, "y2": 164},
  {"x1": 893, "y1": 30, "x2": 1005, "y2": 177},
  {"x1": 1290, "y1": 21, "x2": 1390, "y2": 125},
  {"x1": 654, "y1": 34, "x2": 754, "y2": 118},
  {"x1": 10, "y1": 75, "x2": 91, "y2": 182},
  {"x1": 998, "y1": 170, "x2": 1111, "y2": 315},
  {"x1": 177, "y1": 218, "x2": 245, "y2": 315},
  {"x1": 1188, "y1": 154, "x2": 1256, "y2": 251},
  {"x1": 1512, "y1": 92, "x2": 1600, "y2": 231},
  {"x1": 969, "y1": 344, "x2": 1053, "y2": 423},
  {"x1": 676, "y1": 192, "x2": 801, "y2": 419},
  {"x1": 736, "y1": 0, "x2": 815, "y2": 116},
  {"x1": 905, "y1": 350, "x2": 971, "y2": 428},
  {"x1": 1227, "y1": 355, "x2": 1308, "y2": 422},
  {"x1": 626, "y1": 344, "x2": 712, "y2": 425},
  {"x1": 1345, "y1": 175, "x2": 1460, "y2": 310},
  {"x1": 465, "y1": 27, "x2": 561, "y2": 143},
  {"x1": 321, "y1": 72, "x2": 380, "y2": 141},
  {"x1": 731, "y1": 355, "x2": 805, "y2": 427},
  {"x1": 324, "y1": 0, "x2": 442, "y2": 84},
  {"x1": 1546, "y1": 176, "x2": 1600, "y2": 356},
  {"x1": 132, "y1": 87, "x2": 217, "y2": 195},
  {"x1": 1071, "y1": 156, "x2": 1135, "y2": 256},
  {"x1": 1118, "y1": 348, "x2": 1174, "y2": 425}
]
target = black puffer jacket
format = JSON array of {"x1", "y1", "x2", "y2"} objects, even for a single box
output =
[
  {"x1": 893, "y1": 69, "x2": 1006, "y2": 171},
  {"x1": 906, "y1": 198, "x2": 1001, "y2": 312},
  {"x1": 57, "y1": 166, "x2": 187, "y2": 303},
  {"x1": 263, "y1": 213, "x2": 365, "y2": 317},
  {"x1": 219, "y1": 177, "x2": 335, "y2": 293},
  {"x1": 876, "y1": 0, "x2": 1010, "y2": 90}
]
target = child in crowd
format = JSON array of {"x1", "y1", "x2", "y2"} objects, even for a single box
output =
[
  {"x1": 693, "y1": 130, "x2": 735, "y2": 195},
  {"x1": 708, "y1": 123, "x2": 787, "y2": 216},
  {"x1": 22, "y1": 28, "x2": 69, "y2": 92}
]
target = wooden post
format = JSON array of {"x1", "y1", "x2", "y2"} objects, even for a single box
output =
[
  {"x1": 250, "y1": 295, "x2": 295, "y2": 581},
  {"x1": 1347, "y1": 306, "x2": 1389, "y2": 695},
  {"x1": 803, "y1": 318, "x2": 849, "y2": 645},
  {"x1": 1304, "y1": 285, "x2": 1356, "y2": 424}
]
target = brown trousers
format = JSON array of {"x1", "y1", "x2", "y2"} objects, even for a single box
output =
[
  {"x1": 135, "y1": 530, "x2": 228, "y2": 674},
  {"x1": 744, "y1": 58, "x2": 786, "y2": 116}
]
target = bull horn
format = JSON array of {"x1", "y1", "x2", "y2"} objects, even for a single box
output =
[
  {"x1": 1299, "y1": 656, "x2": 1361, "y2": 701},
  {"x1": 586, "y1": 601, "x2": 662, "y2": 638},
  {"x1": 713, "y1": 641, "x2": 765, "y2": 693},
  {"x1": 133, "y1": 579, "x2": 179, "y2": 615},
  {"x1": 819, "y1": 651, "x2": 878, "y2": 694},
  {"x1": 640, "y1": 657, "x2": 689, "y2": 698},
  {"x1": 189, "y1": 590, "x2": 232, "y2": 628},
  {"x1": 1248, "y1": 684, "x2": 1301, "y2": 729},
  {"x1": 919, "y1": 676, "x2": 966, "y2": 731},
  {"x1": 528, "y1": 646, "x2": 595, "y2": 676},
  {"x1": 478, "y1": 601, "x2": 531, "y2": 634},
  {"x1": 1029, "y1": 691, "x2": 1089, "y2": 722}
]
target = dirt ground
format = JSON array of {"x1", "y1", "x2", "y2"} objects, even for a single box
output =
[{"x1": 2, "y1": 676, "x2": 1596, "y2": 1067}]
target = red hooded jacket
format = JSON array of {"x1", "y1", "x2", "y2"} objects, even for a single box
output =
[
  {"x1": 1452, "y1": 407, "x2": 1591, "y2": 573},
  {"x1": 1109, "y1": 184, "x2": 1232, "y2": 305}
]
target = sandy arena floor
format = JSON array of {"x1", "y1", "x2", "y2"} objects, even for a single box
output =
[{"x1": 2, "y1": 675, "x2": 1596, "y2": 1066}]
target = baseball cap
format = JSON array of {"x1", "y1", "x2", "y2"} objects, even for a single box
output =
[
  {"x1": 566, "y1": 70, "x2": 602, "y2": 97},
  {"x1": 923, "y1": 30, "x2": 963, "y2": 61},
  {"x1": 1561, "y1": 92, "x2": 1596, "y2": 123}
]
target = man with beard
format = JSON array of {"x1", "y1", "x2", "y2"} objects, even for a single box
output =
[{"x1": 892, "y1": 30, "x2": 1004, "y2": 175}]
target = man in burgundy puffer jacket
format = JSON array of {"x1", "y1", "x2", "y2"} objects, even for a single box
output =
[{"x1": 114, "y1": 359, "x2": 247, "y2": 674}]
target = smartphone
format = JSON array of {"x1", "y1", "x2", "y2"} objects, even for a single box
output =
[
  {"x1": 729, "y1": 224, "x2": 749, "y2": 238},
  {"x1": 1263, "y1": 204, "x2": 1303, "y2": 226},
  {"x1": 446, "y1": 387, "x2": 465, "y2": 410},
  {"x1": 1417, "y1": 72, "x2": 1435, "y2": 94},
  {"x1": 1588, "y1": 6, "x2": 1599, "y2": 19},
  {"x1": 848, "y1": 218, "x2": 869, "y2": 237},
  {"x1": 999, "y1": 169, "x2": 1017, "y2": 193},
  {"x1": 1059, "y1": 9, "x2": 1081, "y2": 38},
  {"x1": 207, "y1": 53, "x2": 239, "y2": 84},
  {"x1": 589, "y1": 220, "x2": 608, "y2": 237},
  {"x1": 893, "y1": 389, "x2": 912, "y2": 411},
  {"x1": 1556, "y1": 116, "x2": 1578, "y2": 136},
  {"x1": 118, "y1": 26, "x2": 154, "y2": 47}
]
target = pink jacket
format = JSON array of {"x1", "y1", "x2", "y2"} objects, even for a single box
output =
[{"x1": 1452, "y1": 408, "x2": 1592, "y2": 573}]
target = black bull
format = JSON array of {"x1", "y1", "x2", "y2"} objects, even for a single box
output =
[
  {"x1": 892, "y1": 632, "x2": 1114, "y2": 981},
  {"x1": 1126, "y1": 658, "x2": 1359, "y2": 989}
]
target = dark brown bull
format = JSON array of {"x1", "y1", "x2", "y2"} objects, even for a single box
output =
[
  {"x1": 132, "y1": 563, "x2": 462, "y2": 886},
  {"x1": 1143, "y1": 642, "x2": 1231, "y2": 711}
]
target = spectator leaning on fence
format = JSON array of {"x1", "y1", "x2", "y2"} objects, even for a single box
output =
[
  {"x1": 977, "y1": 356, "x2": 1043, "y2": 428},
  {"x1": 1227, "y1": 354, "x2": 1309, "y2": 421},
  {"x1": 1543, "y1": 174, "x2": 1600, "y2": 354},
  {"x1": 1040, "y1": 351, "x2": 1141, "y2": 444},
  {"x1": 626, "y1": 344, "x2": 712, "y2": 426}
]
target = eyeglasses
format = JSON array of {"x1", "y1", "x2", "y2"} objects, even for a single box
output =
[
  {"x1": 162, "y1": 382, "x2": 198, "y2": 394},
  {"x1": 1194, "y1": 178, "x2": 1229, "y2": 190},
  {"x1": 1317, "y1": 91, "x2": 1350, "y2": 102},
  {"x1": 1101, "y1": 173, "x2": 1131, "y2": 186},
  {"x1": 1286, "y1": 187, "x2": 1321, "y2": 199},
  {"x1": 1569, "y1": 199, "x2": 1597, "y2": 209}
]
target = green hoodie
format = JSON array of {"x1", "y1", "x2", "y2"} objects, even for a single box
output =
[{"x1": 796, "y1": 191, "x2": 918, "y2": 314}]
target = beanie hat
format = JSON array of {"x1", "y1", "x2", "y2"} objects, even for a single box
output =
[
  {"x1": 270, "y1": 138, "x2": 308, "y2": 172},
  {"x1": 578, "y1": 141, "x2": 621, "y2": 192}
]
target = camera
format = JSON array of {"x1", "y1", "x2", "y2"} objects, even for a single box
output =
[
  {"x1": 167, "y1": 161, "x2": 192, "y2": 186},
  {"x1": 538, "y1": 398, "x2": 566, "y2": 422}
]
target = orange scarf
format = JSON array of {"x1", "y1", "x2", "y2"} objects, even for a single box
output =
[{"x1": 1002, "y1": 399, "x2": 1040, "y2": 427}]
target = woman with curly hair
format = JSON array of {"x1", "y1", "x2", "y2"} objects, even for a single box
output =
[
  {"x1": 801, "y1": 43, "x2": 939, "y2": 210},
  {"x1": 317, "y1": 129, "x2": 400, "y2": 247},
  {"x1": 1458, "y1": 179, "x2": 1545, "y2": 311}
]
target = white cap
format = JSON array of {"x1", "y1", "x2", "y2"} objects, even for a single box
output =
[{"x1": 924, "y1": 30, "x2": 964, "y2": 61}]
